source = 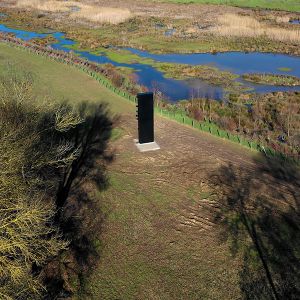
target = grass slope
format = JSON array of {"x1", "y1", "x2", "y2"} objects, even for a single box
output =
[
  {"x1": 160, "y1": 0, "x2": 300, "y2": 12},
  {"x1": 0, "y1": 43, "x2": 132, "y2": 114}
]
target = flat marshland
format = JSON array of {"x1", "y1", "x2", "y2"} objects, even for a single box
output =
[{"x1": 1, "y1": 0, "x2": 300, "y2": 55}]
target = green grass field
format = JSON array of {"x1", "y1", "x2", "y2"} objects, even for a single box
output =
[
  {"x1": 160, "y1": 0, "x2": 300, "y2": 12},
  {"x1": 0, "y1": 43, "x2": 244, "y2": 299}
]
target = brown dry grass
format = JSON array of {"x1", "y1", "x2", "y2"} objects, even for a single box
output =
[
  {"x1": 70, "y1": 4, "x2": 131, "y2": 24},
  {"x1": 12, "y1": 0, "x2": 242, "y2": 22},
  {"x1": 212, "y1": 14, "x2": 300, "y2": 44},
  {"x1": 16, "y1": 0, "x2": 132, "y2": 24}
]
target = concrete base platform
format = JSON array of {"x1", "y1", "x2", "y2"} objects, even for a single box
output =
[{"x1": 134, "y1": 139, "x2": 160, "y2": 152}]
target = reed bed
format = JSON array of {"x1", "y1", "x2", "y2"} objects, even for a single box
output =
[
  {"x1": 69, "y1": 5, "x2": 131, "y2": 24},
  {"x1": 212, "y1": 14, "x2": 300, "y2": 44},
  {"x1": 16, "y1": 0, "x2": 132, "y2": 24}
]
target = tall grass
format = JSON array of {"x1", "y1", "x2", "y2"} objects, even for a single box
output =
[
  {"x1": 17, "y1": 0, "x2": 132, "y2": 24},
  {"x1": 212, "y1": 14, "x2": 300, "y2": 43}
]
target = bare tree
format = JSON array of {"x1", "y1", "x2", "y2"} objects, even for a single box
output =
[{"x1": 0, "y1": 64, "x2": 114, "y2": 299}]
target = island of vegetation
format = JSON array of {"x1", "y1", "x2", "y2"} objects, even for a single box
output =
[
  {"x1": 242, "y1": 73, "x2": 300, "y2": 86},
  {"x1": 154, "y1": 62, "x2": 248, "y2": 93}
]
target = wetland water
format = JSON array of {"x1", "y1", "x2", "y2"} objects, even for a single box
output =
[
  {"x1": 1, "y1": 24, "x2": 300, "y2": 101},
  {"x1": 290, "y1": 19, "x2": 300, "y2": 24}
]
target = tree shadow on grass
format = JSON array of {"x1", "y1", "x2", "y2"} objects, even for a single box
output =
[
  {"x1": 211, "y1": 156, "x2": 300, "y2": 300},
  {"x1": 24, "y1": 102, "x2": 115, "y2": 298}
]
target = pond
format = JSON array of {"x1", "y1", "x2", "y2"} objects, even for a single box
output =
[
  {"x1": 164, "y1": 29, "x2": 176, "y2": 36},
  {"x1": 1, "y1": 23, "x2": 300, "y2": 101},
  {"x1": 68, "y1": 6, "x2": 81, "y2": 12},
  {"x1": 289, "y1": 19, "x2": 300, "y2": 25}
]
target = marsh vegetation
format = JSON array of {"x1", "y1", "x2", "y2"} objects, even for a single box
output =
[
  {"x1": 154, "y1": 62, "x2": 245, "y2": 93},
  {"x1": 177, "y1": 92, "x2": 300, "y2": 156}
]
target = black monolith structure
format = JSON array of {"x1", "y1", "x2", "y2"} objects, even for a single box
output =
[{"x1": 137, "y1": 92, "x2": 154, "y2": 144}]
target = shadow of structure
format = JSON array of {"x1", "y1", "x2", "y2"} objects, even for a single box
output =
[
  {"x1": 24, "y1": 102, "x2": 115, "y2": 298},
  {"x1": 211, "y1": 156, "x2": 300, "y2": 300}
]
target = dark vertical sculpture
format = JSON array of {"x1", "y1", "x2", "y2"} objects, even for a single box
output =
[{"x1": 136, "y1": 92, "x2": 154, "y2": 144}]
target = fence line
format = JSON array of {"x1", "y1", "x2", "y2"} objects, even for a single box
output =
[{"x1": 2, "y1": 38, "x2": 299, "y2": 164}]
